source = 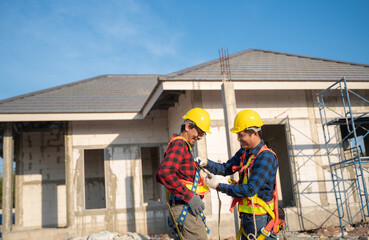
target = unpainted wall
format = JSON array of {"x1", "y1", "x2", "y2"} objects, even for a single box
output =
[
  {"x1": 70, "y1": 110, "x2": 169, "y2": 236},
  {"x1": 200, "y1": 88, "x2": 369, "y2": 232},
  {"x1": 16, "y1": 128, "x2": 66, "y2": 228},
  {"x1": 14, "y1": 88, "x2": 368, "y2": 238}
]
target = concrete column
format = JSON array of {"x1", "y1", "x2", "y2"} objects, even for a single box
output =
[
  {"x1": 221, "y1": 82, "x2": 239, "y2": 158},
  {"x1": 221, "y1": 82, "x2": 240, "y2": 234},
  {"x1": 65, "y1": 121, "x2": 74, "y2": 227},
  {"x1": 191, "y1": 91, "x2": 207, "y2": 158},
  {"x1": 191, "y1": 91, "x2": 213, "y2": 214},
  {"x1": 305, "y1": 90, "x2": 328, "y2": 206},
  {"x1": 2, "y1": 122, "x2": 14, "y2": 233}
]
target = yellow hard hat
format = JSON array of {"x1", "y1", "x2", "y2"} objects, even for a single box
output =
[
  {"x1": 230, "y1": 109, "x2": 264, "y2": 133},
  {"x1": 182, "y1": 108, "x2": 211, "y2": 134}
]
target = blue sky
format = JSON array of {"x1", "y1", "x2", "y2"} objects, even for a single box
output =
[
  {"x1": 0, "y1": 0, "x2": 369, "y2": 101},
  {"x1": 0, "y1": 1, "x2": 369, "y2": 172}
]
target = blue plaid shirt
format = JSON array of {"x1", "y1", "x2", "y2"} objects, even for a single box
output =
[{"x1": 206, "y1": 140, "x2": 277, "y2": 202}]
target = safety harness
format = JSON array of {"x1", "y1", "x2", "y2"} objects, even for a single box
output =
[
  {"x1": 230, "y1": 145, "x2": 285, "y2": 240},
  {"x1": 165, "y1": 136, "x2": 210, "y2": 239}
]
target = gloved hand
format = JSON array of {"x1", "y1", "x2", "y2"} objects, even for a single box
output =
[
  {"x1": 205, "y1": 173, "x2": 220, "y2": 189},
  {"x1": 200, "y1": 168, "x2": 211, "y2": 179},
  {"x1": 195, "y1": 157, "x2": 208, "y2": 167},
  {"x1": 187, "y1": 194, "x2": 205, "y2": 216}
]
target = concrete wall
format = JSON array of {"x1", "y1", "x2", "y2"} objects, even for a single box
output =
[
  {"x1": 16, "y1": 128, "x2": 66, "y2": 228},
  {"x1": 201, "y1": 89, "x2": 369, "y2": 233},
  {"x1": 13, "y1": 88, "x2": 368, "y2": 239},
  {"x1": 163, "y1": 89, "x2": 352, "y2": 237},
  {"x1": 70, "y1": 110, "x2": 169, "y2": 236},
  {"x1": 15, "y1": 110, "x2": 170, "y2": 236}
]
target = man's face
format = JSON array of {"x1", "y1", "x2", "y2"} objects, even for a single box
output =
[
  {"x1": 237, "y1": 130, "x2": 258, "y2": 150},
  {"x1": 186, "y1": 124, "x2": 205, "y2": 146}
]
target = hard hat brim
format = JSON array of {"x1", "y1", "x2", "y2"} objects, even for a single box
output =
[{"x1": 230, "y1": 128, "x2": 241, "y2": 134}]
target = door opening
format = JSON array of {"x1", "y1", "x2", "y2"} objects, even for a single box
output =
[{"x1": 262, "y1": 124, "x2": 295, "y2": 207}]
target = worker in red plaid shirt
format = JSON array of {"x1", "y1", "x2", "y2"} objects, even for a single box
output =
[{"x1": 156, "y1": 108, "x2": 212, "y2": 240}]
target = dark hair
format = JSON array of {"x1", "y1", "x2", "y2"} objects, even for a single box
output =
[
  {"x1": 181, "y1": 122, "x2": 196, "y2": 132},
  {"x1": 244, "y1": 128, "x2": 263, "y2": 139}
]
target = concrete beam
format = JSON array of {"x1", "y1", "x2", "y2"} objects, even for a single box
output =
[
  {"x1": 0, "y1": 112, "x2": 141, "y2": 122},
  {"x1": 161, "y1": 81, "x2": 369, "y2": 91},
  {"x1": 2, "y1": 122, "x2": 14, "y2": 233}
]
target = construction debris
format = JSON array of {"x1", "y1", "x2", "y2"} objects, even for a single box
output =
[
  {"x1": 66, "y1": 224, "x2": 369, "y2": 240},
  {"x1": 67, "y1": 232, "x2": 173, "y2": 240},
  {"x1": 285, "y1": 222, "x2": 369, "y2": 240}
]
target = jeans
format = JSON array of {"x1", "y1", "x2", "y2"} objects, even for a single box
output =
[{"x1": 241, "y1": 213, "x2": 275, "y2": 240}]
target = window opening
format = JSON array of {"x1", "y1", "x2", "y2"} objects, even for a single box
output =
[
  {"x1": 84, "y1": 149, "x2": 106, "y2": 209},
  {"x1": 341, "y1": 123, "x2": 369, "y2": 159},
  {"x1": 141, "y1": 147, "x2": 161, "y2": 203}
]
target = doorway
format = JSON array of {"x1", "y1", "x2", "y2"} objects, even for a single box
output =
[{"x1": 262, "y1": 124, "x2": 295, "y2": 207}]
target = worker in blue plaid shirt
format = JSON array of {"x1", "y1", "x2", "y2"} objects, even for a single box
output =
[{"x1": 197, "y1": 109, "x2": 278, "y2": 240}]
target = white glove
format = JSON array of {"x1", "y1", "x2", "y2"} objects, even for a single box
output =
[
  {"x1": 195, "y1": 157, "x2": 208, "y2": 167},
  {"x1": 200, "y1": 168, "x2": 211, "y2": 179},
  {"x1": 205, "y1": 173, "x2": 220, "y2": 189}
]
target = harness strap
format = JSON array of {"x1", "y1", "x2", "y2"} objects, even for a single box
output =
[
  {"x1": 174, "y1": 169, "x2": 210, "y2": 234},
  {"x1": 166, "y1": 189, "x2": 184, "y2": 240},
  {"x1": 229, "y1": 146, "x2": 269, "y2": 213},
  {"x1": 166, "y1": 136, "x2": 210, "y2": 234},
  {"x1": 231, "y1": 145, "x2": 285, "y2": 238}
]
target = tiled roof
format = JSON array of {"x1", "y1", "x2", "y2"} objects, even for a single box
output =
[
  {"x1": 165, "y1": 49, "x2": 369, "y2": 81},
  {"x1": 0, "y1": 75, "x2": 158, "y2": 113},
  {"x1": 1, "y1": 49, "x2": 368, "y2": 115}
]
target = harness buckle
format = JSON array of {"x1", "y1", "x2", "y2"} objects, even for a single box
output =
[{"x1": 260, "y1": 227, "x2": 271, "y2": 237}]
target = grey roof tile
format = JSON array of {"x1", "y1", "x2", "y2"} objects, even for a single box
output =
[
  {"x1": 0, "y1": 75, "x2": 158, "y2": 113},
  {"x1": 164, "y1": 49, "x2": 369, "y2": 81},
  {"x1": 1, "y1": 49, "x2": 368, "y2": 115}
]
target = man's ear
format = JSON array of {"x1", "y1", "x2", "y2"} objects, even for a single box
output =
[{"x1": 184, "y1": 122, "x2": 192, "y2": 132}]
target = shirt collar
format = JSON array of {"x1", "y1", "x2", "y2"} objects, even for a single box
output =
[{"x1": 247, "y1": 139, "x2": 265, "y2": 156}]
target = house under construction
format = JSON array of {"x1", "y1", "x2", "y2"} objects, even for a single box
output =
[{"x1": 0, "y1": 49, "x2": 368, "y2": 240}]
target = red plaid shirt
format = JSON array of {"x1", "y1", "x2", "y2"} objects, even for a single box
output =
[{"x1": 156, "y1": 134, "x2": 197, "y2": 202}]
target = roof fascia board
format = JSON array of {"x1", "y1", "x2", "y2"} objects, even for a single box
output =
[
  {"x1": 161, "y1": 81, "x2": 369, "y2": 90},
  {"x1": 141, "y1": 82, "x2": 164, "y2": 117},
  {"x1": 0, "y1": 112, "x2": 141, "y2": 122}
]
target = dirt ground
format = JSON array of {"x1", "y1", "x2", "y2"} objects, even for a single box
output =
[
  {"x1": 149, "y1": 222, "x2": 369, "y2": 240},
  {"x1": 296, "y1": 221, "x2": 369, "y2": 239},
  {"x1": 74, "y1": 222, "x2": 369, "y2": 240}
]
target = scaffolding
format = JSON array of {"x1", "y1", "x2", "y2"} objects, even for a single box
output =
[{"x1": 317, "y1": 77, "x2": 369, "y2": 237}]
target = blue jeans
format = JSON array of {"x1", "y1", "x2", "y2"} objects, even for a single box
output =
[{"x1": 241, "y1": 213, "x2": 275, "y2": 240}]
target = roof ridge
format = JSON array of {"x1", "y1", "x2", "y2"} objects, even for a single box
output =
[
  {"x1": 164, "y1": 49, "x2": 255, "y2": 79},
  {"x1": 0, "y1": 74, "x2": 160, "y2": 104},
  {"x1": 163, "y1": 48, "x2": 369, "y2": 79}
]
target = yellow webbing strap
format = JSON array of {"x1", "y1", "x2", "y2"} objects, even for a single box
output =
[
  {"x1": 235, "y1": 224, "x2": 248, "y2": 240},
  {"x1": 234, "y1": 195, "x2": 275, "y2": 240},
  {"x1": 249, "y1": 195, "x2": 275, "y2": 220},
  {"x1": 166, "y1": 189, "x2": 184, "y2": 240},
  {"x1": 256, "y1": 233, "x2": 267, "y2": 240}
]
